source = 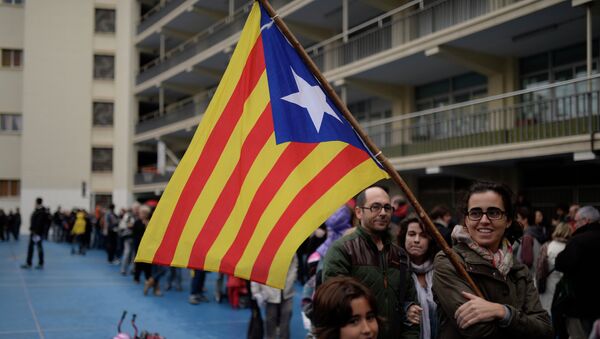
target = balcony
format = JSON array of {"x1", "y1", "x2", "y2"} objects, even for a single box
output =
[
  {"x1": 136, "y1": 89, "x2": 213, "y2": 134},
  {"x1": 362, "y1": 76, "x2": 600, "y2": 158},
  {"x1": 308, "y1": 0, "x2": 523, "y2": 72},
  {"x1": 134, "y1": 171, "x2": 173, "y2": 186},
  {"x1": 137, "y1": 0, "x2": 186, "y2": 34},
  {"x1": 136, "y1": 3, "x2": 253, "y2": 85}
]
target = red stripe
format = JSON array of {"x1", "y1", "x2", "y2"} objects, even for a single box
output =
[
  {"x1": 250, "y1": 145, "x2": 370, "y2": 284},
  {"x1": 152, "y1": 36, "x2": 266, "y2": 265},
  {"x1": 187, "y1": 103, "x2": 274, "y2": 269},
  {"x1": 218, "y1": 143, "x2": 319, "y2": 275}
]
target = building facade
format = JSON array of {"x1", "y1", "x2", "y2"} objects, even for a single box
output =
[
  {"x1": 0, "y1": 0, "x2": 137, "y2": 222},
  {"x1": 1, "y1": 0, "x2": 599, "y2": 224}
]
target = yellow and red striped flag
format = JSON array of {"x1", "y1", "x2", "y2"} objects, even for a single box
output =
[{"x1": 135, "y1": 2, "x2": 388, "y2": 288}]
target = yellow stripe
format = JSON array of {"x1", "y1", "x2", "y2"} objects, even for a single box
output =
[
  {"x1": 135, "y1": 3, "x2": 263, "y2": 262},
  {"x1": 202, "y1": 134, "x2": 288, "y2": 272},
  {"x1": 266, "y1": 159, "x2": 387, "y2": 288},
  {"x1": 170, "y1": 71, "x2": 270, "y2": 265},
  {"x1": 233, "y1": 141, "x2": 349, "y2": 279}
]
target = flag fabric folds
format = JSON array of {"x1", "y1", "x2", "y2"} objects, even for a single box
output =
[{"x1": 135, "y1": 2, "x2": 389, "y2": 288}]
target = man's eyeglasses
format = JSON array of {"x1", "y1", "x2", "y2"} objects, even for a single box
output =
[
  {"x1": 466, "y1": 207, "x2": 505, "y2": 221},
  {"x1": 360, "y1": 203, "x2": 395, "y2": 214}
]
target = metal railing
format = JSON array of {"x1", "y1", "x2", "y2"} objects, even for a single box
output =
[
  {"x1": 137, "y1": 0, "x2": 186, "y2": 34},
  {"x1": 135, "y1": 88, "x2": 214, "y2": 134},
  {"x1": 361, "y1": 76, "x2": 600, "y2": 157},
  {"x1": 137, "y1": 0, "x2": 519, "y2": 85},
  {"x1": 134, "y1": 172, "x2": 173, "y2": 185},
  {"x1": 136, "y1": 2, "x2": 254, "y2": 84},
  {"x1": 308, "y1": 0, "x2": 522, "y2": 71}
]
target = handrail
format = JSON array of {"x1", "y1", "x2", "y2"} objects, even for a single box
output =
[
  {"x1": 362, "y1": 74, "x2": 600, "y2": 128},
  {"x1": 305, "y1": 0, "x2": 423, "y2": 55},
  {"x1": 138, "y1": 2, "x2": 253, "y2": 74}
]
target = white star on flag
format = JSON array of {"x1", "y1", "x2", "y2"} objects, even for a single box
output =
[{"x1": 281, "y1": 67, "x2": 342, "y2": 132}]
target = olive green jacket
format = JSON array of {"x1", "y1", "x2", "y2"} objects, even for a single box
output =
[
  {"x1": 322, "y1": 226, "x2": 420, "y2": 339},
  {"x1": 432, "y1": 243, "x2": 553, "y2": 339}
]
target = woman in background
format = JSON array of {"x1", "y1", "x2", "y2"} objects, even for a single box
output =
[{"x1": 400, "y1": 217, "x2": 439, "y2": 339}]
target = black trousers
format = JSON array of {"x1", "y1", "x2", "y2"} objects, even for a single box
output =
[{"x1": 26, "y1": 234, "x2": 44, "y2": 266}]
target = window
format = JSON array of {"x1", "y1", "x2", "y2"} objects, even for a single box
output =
[
  {"x1": 0, "y1": 113, "x2": 22, "y2": 132},
  {"x1": 93, "y1": 102, "x2": 114, "y2": 126},
  {"x1": 414, "y1": 73, "x2": 488, "y2": 140},
  {"x1": 95, "y1": 8, "x2": 116, "y2": 33},
  {"x1": 1, "y1": 49, "x2": 22, "y2": 68},
  {"x1": 2, "y1": 0, "x2": 24, "y2": 5},
  {"x1": 94, "y1": 55, "x2": 114, "y2": 79},
  {"x1": 94, "y1": 193, "x2": 112, "y2": 208},
  {"x1": 92, "y1": 147, "x2": 113, "y2": 172},
  {"x1": 519, "y1": 40, "x2": 600, "y2": 123},
  {"x1": 0, "y1": 180, "x2": 20, "y2": 197}
]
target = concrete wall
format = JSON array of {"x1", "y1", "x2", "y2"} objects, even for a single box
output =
[
  {"x1": 20, "y1": 0, "x2": 95, "y2": 225},
  {"x1": 112, "y1": 0, "x2": 137, "y2": 208}
]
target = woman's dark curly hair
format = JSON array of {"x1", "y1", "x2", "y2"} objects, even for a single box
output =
[{"x1": 312, "y1": 276, "x2": 380, "y2": 339}]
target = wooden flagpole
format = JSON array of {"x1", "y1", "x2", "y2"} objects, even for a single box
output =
[{"x1": 258, "y1": 0, "x2": 483, "y2": 298}]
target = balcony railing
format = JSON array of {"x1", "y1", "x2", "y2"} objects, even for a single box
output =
[
  {"x1": 361, "y1": 76, "x2": 600, "y2": 157},
  {"x1": 134, "y1": 172, "x2": 173, "y2": 185},
  {"x1": 136, "y1": 2, "x2": 254, "y2": 85},
  {"x1": 137, "y1": 0, "x2": 186, "y2": 34},
  {"x1": 135, "y1": 89, "x2": 214, "y2": 134},
  {"x1": 308, "y1": 0, "x2": 523, "y2": 72}
]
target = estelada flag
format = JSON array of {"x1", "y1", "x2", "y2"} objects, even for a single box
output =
[{"x1": 135, "y1": 2, "x2": 389, "y2": 288}]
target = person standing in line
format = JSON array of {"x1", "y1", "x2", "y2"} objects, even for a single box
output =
[
  {"x1": 432, "y1": 181, "x2": 552, "y2": 339},
  {"x1": 132, "y1": 205, "x2": 152, "y2": 284},
  {"x1": 400, "y1": 217, "x2": 440, "y2": 339},
  {"x1": 251, "y1": 256, "x2": 298, "y2": 339},
  {"x1": 322, "y1": 186, "x2": 420, "y2": 339},
  {"x1": 514, "y1": 207, "x2": 546, "y2": 275},
  {"x1": 555, "y1": 206, "x2": 600, "y2": 339},
  {"x1": 104, "y1": 204, "x2": 119, "y2": 265},
  {"x1": 11, "y1": 207, "x2": 21, "y2": 241},
  {"x1": 119, "y1": 203, "x2": 138, "y2": 275},
  {"x1": 0, "y1": 209, "x2": 6, "y2": 241},
  {"x1": 429, "y1": 205, "x2": 453, "y2": 246},
  {"x1": 70, "y1": 209, "x2": 87, "y2": 255},
  {"x1": 21, "y1": 198, "x2": 50, "y2": 269},
  {"x1": 535, "y1": 222, "x2": 571, "y2": 314}
]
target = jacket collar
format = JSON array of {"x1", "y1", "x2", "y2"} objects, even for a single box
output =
[
  {"x1": 356, "y1": 225, "x2": 391, "y2": 252},
  {"x1": 572, "y1": 222, "x2": 600, "y2": 237}
]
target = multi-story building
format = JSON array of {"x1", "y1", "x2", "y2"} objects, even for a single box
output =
[
  {"x1": 2, "y1": 0, "x2": 599, "y2": 224},
  {"x1": 132, "y1": 0, "x2": 599, "y2": 216},
  {"x1": 0, "y1": 0, "x2": 137, "y2": 222}
]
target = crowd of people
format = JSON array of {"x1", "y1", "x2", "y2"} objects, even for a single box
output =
[
  {"x1": 300, "y1": 182, "x2": 599, "y2": 339},
  {"x1": 3, "y1": 181, "x2": 600, "y2": 339}
]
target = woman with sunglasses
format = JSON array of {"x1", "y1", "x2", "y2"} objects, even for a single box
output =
[{"x1": 432, "y1": 181, "x2": 552, "y2": 339}]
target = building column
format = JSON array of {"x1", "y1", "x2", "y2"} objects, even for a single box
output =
[{"x1": 157, "y1": 139, "x2": 166, "y2": 175}]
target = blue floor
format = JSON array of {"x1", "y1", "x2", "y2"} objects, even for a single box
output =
[{"x1": 0, "y1": 239, "x2": 307, "y2": 339}]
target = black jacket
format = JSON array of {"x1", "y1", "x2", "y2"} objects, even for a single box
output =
[
  {"x1": 555, "y1": 222, "x2": 600, "y2": 318},
  {"x1": 30, "y1": 207, "x2": 50, "y2": 235}
]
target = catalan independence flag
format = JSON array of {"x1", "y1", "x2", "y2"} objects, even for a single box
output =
[{"x1": 135, "y1": 2, "x2": 388, "y2": 288}]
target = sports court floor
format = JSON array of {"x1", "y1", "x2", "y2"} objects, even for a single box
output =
[{"x1": 0, "y1": 239, "x2": 306, "y2": 339}]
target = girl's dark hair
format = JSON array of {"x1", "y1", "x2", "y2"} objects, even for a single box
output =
[
  {"x1": 462, "y1": 181, "x2": 514, "y2": 221},
  {"x1": 398, "y1": 217, "x2": 439, "y2": 261},
  {"x1": 312, "y1": 277, "x2": 380, "y2": 339}
]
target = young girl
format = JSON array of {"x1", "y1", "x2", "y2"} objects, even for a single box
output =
[{"x1": 312, "y1": 276, "x2": 379, "y2": 339}]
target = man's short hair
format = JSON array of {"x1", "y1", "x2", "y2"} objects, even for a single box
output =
[
  {"x1": 577, "y1": 206, "x2": 600, "y2": 224},
  {"x1": 36, "y1": 197, "x2": 43, "y2": 205},
  {"x1": 355, "y1": 185, "x2": 389, "y2": 207},
  {"x1": 430, "y1": 205, "x2": 451, "y2": 220}
]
